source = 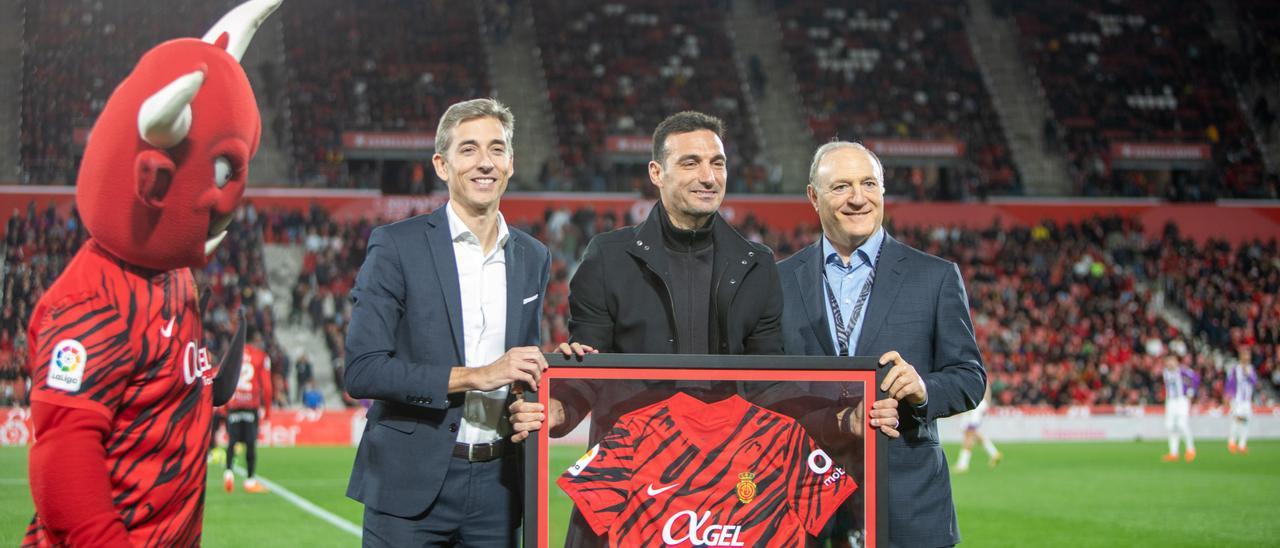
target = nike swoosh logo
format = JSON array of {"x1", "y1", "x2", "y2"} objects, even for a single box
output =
[
  {"x1": 646, "y1": 483, "x2": 679, "y2": 496},
  {"x1": 160, "y1": 317, "x2": 176, "y2": 338}
]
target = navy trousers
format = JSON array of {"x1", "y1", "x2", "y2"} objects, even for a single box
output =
[{"x1": 361, "y1": 453, "x2": 519, "y2": 547}]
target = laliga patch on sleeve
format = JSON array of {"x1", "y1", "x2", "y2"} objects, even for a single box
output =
[
  {"x1": 47, "y1": 339, "x2": 88, "y2": 392},
  {"x1": 567, "y1": 444, "x2": 600, "y2": 477}
]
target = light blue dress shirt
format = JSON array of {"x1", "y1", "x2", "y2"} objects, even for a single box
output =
[{"x1": 821, "y1": 227, "x2": 884, "y2": 356}]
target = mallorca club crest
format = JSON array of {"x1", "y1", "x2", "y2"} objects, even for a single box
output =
[{"x1": 736, "y1": 472, "x2": 756, "y2": 504}]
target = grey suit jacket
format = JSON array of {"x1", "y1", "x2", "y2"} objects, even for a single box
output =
[
  {"x1": 778, "y1": 231, "x2": 985, "y2": 548},
  {"x1": 343, "y1": 205, "x2": 550, "y2": 517}
]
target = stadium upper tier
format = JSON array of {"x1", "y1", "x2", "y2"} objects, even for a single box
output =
[
  {"x1": 1009, "y1": 0, "x2": 1265, "y2": 198},
  {"x1": 19, "y1": 1, "x2": 236, "y2": 185},
  {"x1": 774, "y1": 0, "x2": 1020, "y2": 196},
  {"x1": 531, "y1": 0, "x2": 762, "y2": 192},
  {"x1": 282, "y1": 0, "x2": 490, "y2": 185},
  {"x1": 11, "y1": 0, "x2": 1278, "y2": 199}
]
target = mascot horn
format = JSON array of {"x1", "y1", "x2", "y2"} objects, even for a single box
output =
[{"x1": 24, "y1": 1, "x2": 281, "y2": 546}]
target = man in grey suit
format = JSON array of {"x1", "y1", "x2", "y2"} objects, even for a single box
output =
[
  {"x1": 343, "y1": 98, "x2": 552, "y2": 546},
  {"x1": 778, "y1": 142, "x2": 986, "y2": 547}
]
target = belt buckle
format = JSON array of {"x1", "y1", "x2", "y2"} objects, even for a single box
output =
[{"x1": 460, "y1": 441, "x2": 504, "y2": 462}]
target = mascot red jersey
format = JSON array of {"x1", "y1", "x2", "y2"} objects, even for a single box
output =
[{"x1": 23, "y1": 1, "x2": 281, "y2": 546}]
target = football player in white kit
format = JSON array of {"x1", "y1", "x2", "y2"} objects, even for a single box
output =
[
  {"x1": 1162, "y1": 354, "x2": 1199, "y2": 462},
  {"x1": 1225, "y1": 346, "x2": 1258, "y2": 455},
  {"x1": 955, "y1": 380, "x2": 1001, "y2": 472}
]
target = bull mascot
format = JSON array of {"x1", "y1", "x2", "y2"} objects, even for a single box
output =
[{"x1": 23, "y1": 1, "x2": 281, "y2": 545}]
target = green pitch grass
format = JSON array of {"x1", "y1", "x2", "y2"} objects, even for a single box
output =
[
  {"x1": 1, "y1": 445, "x2": 363, "y2": 547},
  {"x1": 948, "y1": 441, "x2": 1280, "y2": 547},
  {"x1": 3, "y1": 442, "x2": 1279, "y2": 546},
  {"x1": 549, "y1": 441, "x2": 1280, "y2": 547}
]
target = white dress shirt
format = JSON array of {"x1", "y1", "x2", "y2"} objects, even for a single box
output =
[{"x1": 446, "y1": 202, "x2": 510, "y2": 444}]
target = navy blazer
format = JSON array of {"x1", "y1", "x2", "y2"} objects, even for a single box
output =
[
  {"x1": 343, "y1": 206, "x2": 551, "y2": 517},
  {"x1": 778, "y1": 232, "x2": 985, "y2": 548}
]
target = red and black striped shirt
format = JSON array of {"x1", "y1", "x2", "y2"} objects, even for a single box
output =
[
  {"x1": 25, "y1": 240, "x2": 213, "y2": 547},
  {"x1": 558, "y1": 392, "x2": 856, "y2": 547}
]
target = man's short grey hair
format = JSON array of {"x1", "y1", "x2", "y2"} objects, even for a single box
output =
[
  {"x1": 435, "y1": 98, "x2": 514, "y2": 156},
  {"x1": 808, "y1": 141, "x2": 885, "y2": 188}
]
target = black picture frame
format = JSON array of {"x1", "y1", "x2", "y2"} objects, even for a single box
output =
[{"x1": 523, "y1": 353, "x2": 888, "y2": 547}]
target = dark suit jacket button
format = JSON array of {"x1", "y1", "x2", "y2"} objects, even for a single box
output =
[{"x1": 449, "y1": 423, "x2": 458, "y2": 433}]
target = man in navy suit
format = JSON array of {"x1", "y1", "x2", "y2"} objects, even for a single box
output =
[
  {"x1": 343, "y1": 98, "x2": 552, "y2": 546},
  {"x1": 778, "y1": 142, "x2": 986, "y2": 547}
]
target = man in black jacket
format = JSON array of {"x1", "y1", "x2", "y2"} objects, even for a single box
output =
[
  {"x1": 547, "y1": 111, "x2": 783, "y2": 436},
  {"x1": 569, "y1": 112, "x2": 781, "y2": 357},
  {"x1": 540, "y1": 111, "x2": 783, "y2": 547}
]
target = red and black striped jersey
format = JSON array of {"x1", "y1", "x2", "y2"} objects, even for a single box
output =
[
  {"x1": 24, "y1": 240, "x2": 213, "y2": 547},
  {"x1": 557, "y1": 392, "x2": 856, "y2": 547},
  {"x1": 226, "y1": 343, "x2": 271, "y2": 412}
]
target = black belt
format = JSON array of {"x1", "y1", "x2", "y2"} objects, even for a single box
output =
[{"x1": 452, "y1": 440, "x2": 512, "y2": 462}]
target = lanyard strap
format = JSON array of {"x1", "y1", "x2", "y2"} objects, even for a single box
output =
[{"x1": 823, "y1": 240, "x2": 884, "y2": 356}]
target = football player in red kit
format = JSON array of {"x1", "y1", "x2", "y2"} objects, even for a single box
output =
[
  {"x1": 22, "y1": 1, "x2": 282, "y2": 545},
  {"x1": 223, "y1": 332, "x2": 273, "y2": 493}
]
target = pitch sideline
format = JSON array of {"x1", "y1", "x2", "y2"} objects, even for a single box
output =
[{"x1": 231, "y1": 466, "x2": 361, "y2": 538}]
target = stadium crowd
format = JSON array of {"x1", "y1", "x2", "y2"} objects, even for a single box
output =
[
  {"x1": 6, "y1": 202, "x2": 1274, "y2": 410},
  {"x1": 0, "y1": 201, "x2": 282, "y2": 407},
  {"x1": 1161, "y1": 233, "x2": 1280, "y2": 377},
  {"x1": 192, "y1": 204, "x2": 283, "y2": 403},
  {"x1": 922, "y1": 216, "x2": 1196, "y2": 407},
  {"x1": 0, "y1": 202, "x2": 85, "y2": 406},
  {"x1": 901, "y1": 216, "x2": 1277, "y2": 406}
]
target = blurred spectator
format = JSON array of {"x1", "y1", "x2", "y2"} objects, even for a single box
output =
[
  {"x1": 269, "y1": 343, "x2": 292, "y2": 408},
  {"x1": 302, "y1": 381, "x2": 324, "y2": 410},
  {"x1": 0, "y1": 350, "x2": 28, "y2": 407},
  {"x1": 294, "y1": 354, "x2": 314, "y2": 405}
]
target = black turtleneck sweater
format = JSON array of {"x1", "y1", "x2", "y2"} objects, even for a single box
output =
[{"x1": 657, "y1": 201, "x2": 715, "y2": 354}]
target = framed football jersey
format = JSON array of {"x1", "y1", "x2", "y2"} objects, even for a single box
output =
[{"x1": 526, "y1": 354, "x2": 887, "y2": 548}]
